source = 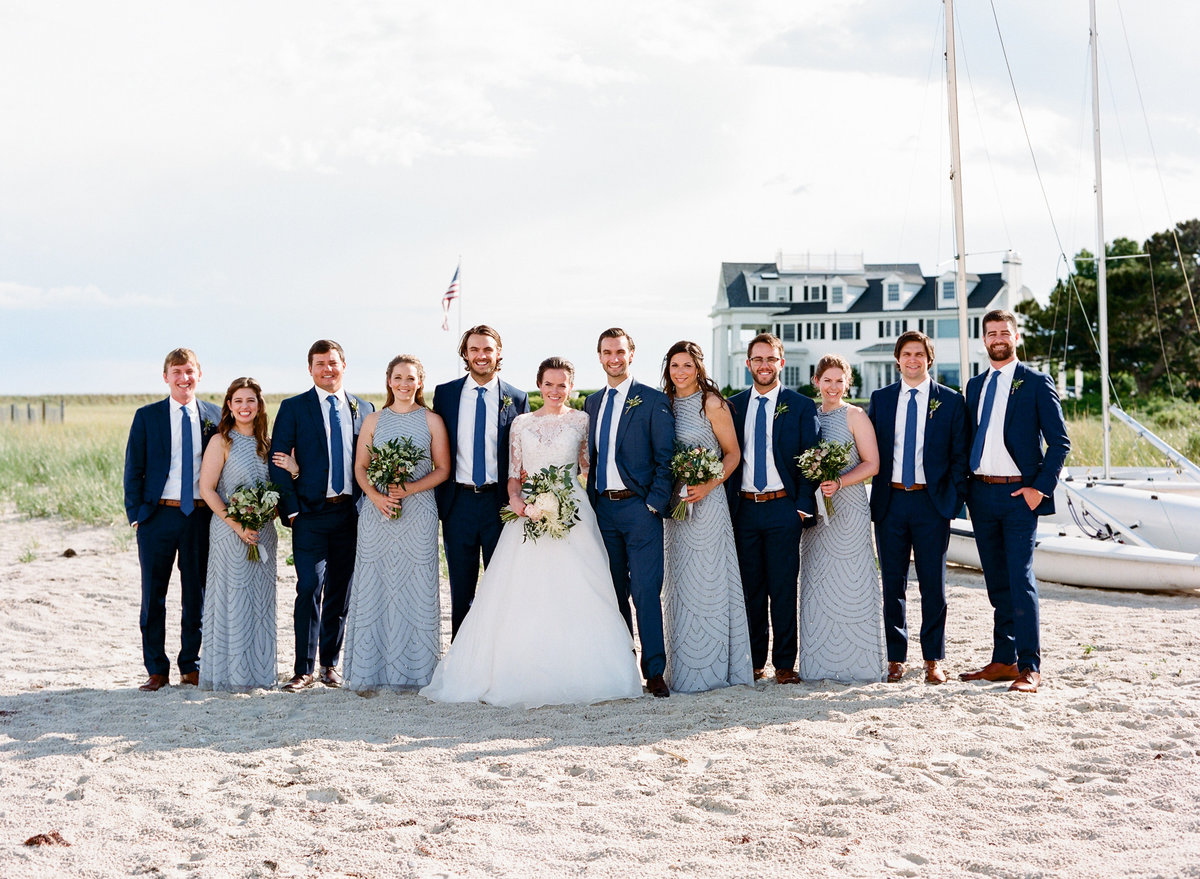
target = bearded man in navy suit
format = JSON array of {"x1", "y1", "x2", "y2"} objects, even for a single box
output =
[
  {"x1": 269, "y1": 340, "x2": 374, "y2": 692},
  {"x1": 724, "y1": 333, "x2": 820, "y2": 685},
  {"x1": 868, "y1": 331, "x2": 968, "y2": 685},
  {"x1": 432, "y1": 325, "x2": 530, "y2": 638},
  {"x1": 124, "y1": 348, "x2": 221, "y2": 691},
  {"x1": 585, "y1": 328, "x2": 675, "y2": 697},
  {"x1": 960, "y1": 310, "x2": 1069, "y2": 694}
]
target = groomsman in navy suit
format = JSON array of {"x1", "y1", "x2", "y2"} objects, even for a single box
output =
[
  {"x1": 124, "y1": 348, "x2": 221, "y2": 691},
  {"x1": 585, "y1": 328, "x2": 675, "y2": 697},
  {"x1": 868, "y1": 331, "x2": 968, "y2": 685},
  {"x1": 960, "y1": 310, "x2": 1069, "y2": 694},
  {"x1": 269, "y1": 340, "x2": 374, "y2": 692},
  {"x1": 725, "y1": 333, "x2": 820, "y2": 684},
  {"x1": 433, "y1": 325, "x2": 530, "y2": 638}
]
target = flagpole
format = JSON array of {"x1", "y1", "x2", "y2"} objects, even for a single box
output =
[{"x1": 457, "y1": 254, "x2": 463, "y2": 340}]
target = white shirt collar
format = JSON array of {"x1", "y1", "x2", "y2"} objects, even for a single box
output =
[
  {"x1": 901, "y1": 376, "x2": 932, "y2": 397},
  {"x1": 314, "y1": 386, "x2": 349, "y2": 405},
  {"x1": 753, "y1": 383, "x2": 781, "y2": 404},
  {"x1": 992, "y1": 360, "x2": 1019, "y2": 379},
  {"x1": 467, "y1": 374, "x2": 500, "y2": 394}
]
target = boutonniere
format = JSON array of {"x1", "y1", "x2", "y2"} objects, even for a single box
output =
[
  {"x1": 1010, "y1": 379, "x2": 1023, "y2": 395},
  {"x1": 501, "y1": 394, "x2": 513, "y2": 411},
  {"x1": 625, "y1": 395, "x2": 643, "y2": 412},
  {"x1": 927, "y1": 399, "x2": 941, "y2": 417},
  {"x1": 348, "y1": 397, "x2": 360, "y2": 418},
  {"x1": 202, "y1": 418, "x2": 217, "y2": 433},
  {"x1": 774, "y1": 402, "x2": 788, "y2": 419}
]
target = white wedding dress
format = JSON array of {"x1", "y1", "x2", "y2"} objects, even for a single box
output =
[{"x1": 420, "y1": 409, "x2": 644, "y2": 708}]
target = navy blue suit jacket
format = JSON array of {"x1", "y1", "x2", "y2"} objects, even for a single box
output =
[
  {"x1": 124, "y1": 398, "x2": 222, "y2": 525},
  {"x1": 723, "y1": 387, "x2": 820, "y2": 519},
  {"x1": 584, "y1": 380, "x2": 676, "y2": 514},
  {"x1": 269, "y1": 388, "x2": 374, "y2": 522},
  {"x1": 965, "y1": 362, "x2": 1070, "y2": 516},
  {"x1": 868, "y1": 380, "x2": 969, "y2": 522},
  {"x1": 431, "y1": 376, "x2": 530, "y2": 518}
]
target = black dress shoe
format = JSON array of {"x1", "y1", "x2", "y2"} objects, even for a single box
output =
[{"x1": 646, "y1": 674, "x2": 670, "y2": 698}]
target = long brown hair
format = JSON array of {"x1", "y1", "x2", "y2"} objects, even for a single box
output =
[
  {"x1": 384, "y1": 354, "x2": 427, "y2": 408},
  {"x1": 219, "y1": 377, "x2": 270, "y2": 459},
  {"x1": 662, "y1": 340, "x2": 725, "y2": 416}
]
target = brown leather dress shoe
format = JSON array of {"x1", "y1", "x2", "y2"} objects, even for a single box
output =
[
  {"x1": 282, "y1": 673, "x2": 314, "y2": 692},
  {"x1": 179, "y1": 671, "x2": 199, "y2": 686},
  {"x1": 775, "y1": 668, "x2": 801, "y2": 685},
  {"x1": 753, "y1": 668, "x2": 766, "y2": 681},
  {"x1": 924, "y1": 660, "x2": 947, "y2": 685},
  {"x1": 138, "y1": 674, "x2": 168, "y2": 692},
  {"x1": 319, "y1": 666, "x2": 343, "y2": 688},
  {"x1": 1008, "y1": 669, "x2": 1040, "y2": 693},
  {"x1": 958, "y1": 662, "x2": 1019, "y2": 682},
  {"x1": 647, "y1": 674, "x2": 670, "y2": 698},
  {"x1": 886, "y1": 662, "x2": 905, "y2": 683}
]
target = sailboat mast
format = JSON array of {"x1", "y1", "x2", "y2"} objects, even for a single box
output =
[
  {"x1": 1090, "y1": 0, "x2": 1112, "y2": 477},
  {"x1": 944, "y1": 0, "x2": 972, "y2": 393}
]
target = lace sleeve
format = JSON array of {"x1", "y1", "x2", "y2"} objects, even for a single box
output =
[
  {"x1": 573, "y1": 409, "x2": 589, "y2": 476},
  {"x1": 509, "y1": 414, "x2": 526, "y2": 477}
]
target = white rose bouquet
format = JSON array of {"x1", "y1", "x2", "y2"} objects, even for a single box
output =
[{"x1": 500, "y1": 464, "x2": 580, "y2": 542}]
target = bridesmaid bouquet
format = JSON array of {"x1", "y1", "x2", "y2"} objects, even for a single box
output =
[
  {"x1": 226, "y1": 480, "x2": 281, "y2": 562},
  {"x1": 500, "y1": 465, "x2": 580, "y2": 542},
  {"x1": 796, "y1": 440, "x2": 854, "y2": 519},
  {"x1": 667, "y1": 444, "x2": 725, "y2": 521},
  {"x1": 365, "y1": 436, "x2": 428, "y2": 519}
]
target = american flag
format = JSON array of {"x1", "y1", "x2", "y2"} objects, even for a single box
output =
[{"x1": 441, "y1": 263, "x2": 460, "y2": 331}]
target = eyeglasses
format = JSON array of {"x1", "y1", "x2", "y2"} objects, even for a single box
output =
[{"x1": 748, "y1": 357, "x2": 781, "y2": 366}]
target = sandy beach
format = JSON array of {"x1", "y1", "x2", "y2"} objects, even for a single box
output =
[{"x1": 2, "y1": 508, "x2": 1198, "y2": 878}]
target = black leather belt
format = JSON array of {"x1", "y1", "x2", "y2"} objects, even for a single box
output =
[{"x1": 456, "y1": 482, "x2": 498, "y2": 493}]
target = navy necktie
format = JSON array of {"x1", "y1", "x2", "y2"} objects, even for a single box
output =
[
  {"x1": 753, "y1": 396, "x2": 769, "y2": 491},
  {"x1": 328, "y1": 394, "x2": 345, "y2": 494},
  {"x1": 596, "y1": 387, "x2": 617, "y2": 492},
  {"x1": 901, "y1": 388, "x2": 919, "y2": 488},
  {"x1": 969, "y1": 371, "x2": 1001, "y2": 472},
  {"x1": 472, "y1": 386, "x2": 488, "y2": 486},
  {"x1": 180, "y1": 405, "x2": 195, "y2": 515}
]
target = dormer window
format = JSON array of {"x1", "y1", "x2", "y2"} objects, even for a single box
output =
[
  {"x1": 942, "y1": 280, "x2": 955, "y2": 302},
  {"x1": 886, "y1": 283, "x2": 900, "y2": 303},
  {"x1": 807, "y1": 285, "x2": 826, "y2": 302},
  {"x1": 831, "y1": 285, "x2": 844, "y2": 305}
]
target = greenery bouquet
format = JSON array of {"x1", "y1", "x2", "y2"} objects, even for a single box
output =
[
  {"x1": 667, "y1": 443, "x2": 725, "y2": 520},
  {"x1": 225, "y1": 480, "x2": 281, "y2": 562},
  {"x1": 796, "y1": 440, "x2": 854, "y2": 518},
  {"x1": 365, "y1": 436, "x2": 428, "y2": 519},
  {"x1": 500, "y1": 464, "x2": 580, "y2": 542}
]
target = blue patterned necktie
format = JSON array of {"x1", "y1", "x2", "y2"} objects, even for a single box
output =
[
  {"x1": 753, "y1": 396, "x2": 769, "y2": 491},
  {"x1": 901, "y1": 388, "x2": 919, "y2": 489},
  {"x1": 596, "y1": 387, "x2": 617, "y2": 492},
  {"x1": 180, "y1": 405, "x2": 195, "y2": 515},
  {"x1": 327, "y1": 394, "x2": 345, "y2": 494},
  {"x1": 969, "y1": 371, "x2": 1001, "y2": 472},
  {"x1": 472, "y1": 386, "x2": 488, "y2": 486}
]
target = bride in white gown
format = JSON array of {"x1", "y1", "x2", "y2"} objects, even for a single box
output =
[{"x1": 420, "y1": 357, "x2": 644, "y2": 708}]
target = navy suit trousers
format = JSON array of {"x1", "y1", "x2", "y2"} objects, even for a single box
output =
[
  {"x1": 732, "y1": 497, "x2": 802, "y2": 671},
  {"x1": 875, "y1": 490, "x2": 950, "y2": 663},
  {"x1": 596, "y1": 496, "x2": 665, "y2": 679},
  {"x1": 136, "y1": 505, "x2": 211, "y2": 676},
  {"x1": 291, "y1": 501, "x2": 357, "y2": 675},
  {"x1": 967, "y1": 481, "x2": 1041, "y2": 672},
  {"x1": 442, "y1": 487, "x2": 505, "y2": 638}
]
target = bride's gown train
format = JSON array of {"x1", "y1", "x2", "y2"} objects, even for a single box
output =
[{"x1": 420, "y1": 409, "x2": 644, "y2": 709}]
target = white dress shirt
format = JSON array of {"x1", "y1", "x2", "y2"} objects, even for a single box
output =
[
  {"x1": 740, "y1": 384, "x2": 785, "y2": 493},
  {"x1": 975, "y1": 360, "x2": 1022, "y2": 477},
  {"x1": 316, "y1": 386, "x2": 355, "y2": 497},
  {"x1": 455, "y1": 375, "x2": 500, "y2": 484},
  {"x1": 892, "y1": 377, "x2": 931, "y2": 484},
  {"x1": 596, "y1": 375, "x2": 632, "y2": 492},
  {"x1": 162, "y1": 398, "x2": 202, "y2": 502}
]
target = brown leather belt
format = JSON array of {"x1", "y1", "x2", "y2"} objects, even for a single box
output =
[
  {"x1": 456, "y1": 482, "x2": 498, "y2": 493},
  {"x1": 326, "y1": 494, "x2": 351, "y2": 504},
  {"x1": 159, "y1": 498, "x2": 208, "y2": 509},
  {"x1": 890, "y1": 482, "x2": 926, "y2": 491},
  {"x1": 739, "y1": 489, "x2": 788, "y2": 502},
  {"x1": 975, "y1": 474, "x2": 1023, "y2": 485},
  {"x1": 600, "y1": 489, "x2": 634, "y2": 500}
]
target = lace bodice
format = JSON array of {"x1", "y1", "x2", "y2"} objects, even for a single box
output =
[{"x1": 509, "y1": 410, "x2": 589, "y2": 476}]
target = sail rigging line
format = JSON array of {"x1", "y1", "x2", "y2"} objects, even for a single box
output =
[{"x1": 1145, "y1": 253, "x2": 1176, "y2": 397}]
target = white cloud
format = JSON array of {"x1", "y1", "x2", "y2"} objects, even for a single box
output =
[{"x1": 0, "y1": 283, "x2": 168, "y2": 310}]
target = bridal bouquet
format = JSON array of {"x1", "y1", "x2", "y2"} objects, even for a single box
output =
[
  {"x1": 796, "y1": 440, "x2": 854, "y2": 519},
  {"x1": 365, "y1": 436, "x2": 428, "y2": 519},
  {"x1": 668, "y1": 443, "x2": 725, "y2": 520},
  {"x1": 225, "y1": 480, "x2": 281, "y2": 562},
  {"x1": 500, "y1": 464, "x2": 580, "y2": 542}
]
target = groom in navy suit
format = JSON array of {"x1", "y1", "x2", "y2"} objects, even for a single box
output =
[
  {"x1": 725, "y1": 333, "x2": 820, "y2": 684},
  {"x1": 960, "y1": 310, "x2": 1069, "y2": 694},
  {"x1": 432, "y1": 324, "x2": 529, "y2": 638},
  {"x1": 868, "y1": 331, "x2": 968, "y2": 685},
  {"x1": 124, "y1": 348, "x2": 221, "y2": 691},
  {"x1": 585, "y1": 328, "x2": 675, "y2": 697},
  {"x1": 269, "y1": 340, "x2": 374, "y2": 692}
]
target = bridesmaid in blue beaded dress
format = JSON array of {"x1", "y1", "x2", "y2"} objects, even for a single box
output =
[
  {"x1": 799, "y1": 354, "x2": 885, "y2": 682},
  {"x1": 344, "y1": 354, "x2": 450, "y2": 693},
  {"x1": 660, "y1": 341, "x2": 753, "y2": 692},
  {"x1": 198, "y1": 377, "x2": 280, "y2": 691}
]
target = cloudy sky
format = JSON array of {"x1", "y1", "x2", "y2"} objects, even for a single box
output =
[{"x1": 3, "y1": 0, "x2": 1197, "y2": 395}]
